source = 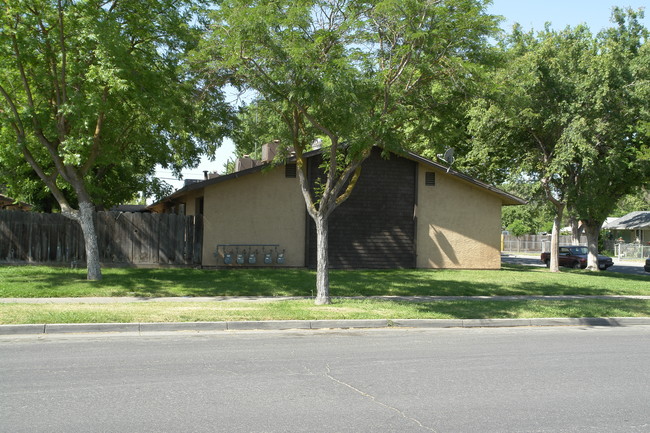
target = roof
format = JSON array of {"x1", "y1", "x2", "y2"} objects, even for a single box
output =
[
  {"x1": 603, "y1": 211, "x2": 650, "y2": 230},
  {"x1": 0, "y1": 193, "x2": 32, "y2": 211},
  {"x1": 110, "y1": 205, "x2": 150, "y2": 213},
  {"x1": 148, "y1": 147, "x2": 526, "y2": 209}
]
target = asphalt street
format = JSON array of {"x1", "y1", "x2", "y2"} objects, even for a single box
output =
[
  {"x1": 501, "y1": 254, "x2": 649, "y2": 277},
  {"x1": 2, "y1": 326, "x2": 650, "y2": 433}
]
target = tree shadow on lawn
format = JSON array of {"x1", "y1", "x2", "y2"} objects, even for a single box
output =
[
  {"x1": 3, "y1": 264, "x2": 646, "y2": 298},
  {"x1": 328, "y1": 268, "x2": 647, "y2": 297},
  {"x1": 503, "y1": 263, "x2": 649, "y2": 284},
  {"x1": 0, "y1": 266, "x2": 316, "y2": 298},
  {"x1": 109, "y1": 268, "x2": 317, "y2": 297}
]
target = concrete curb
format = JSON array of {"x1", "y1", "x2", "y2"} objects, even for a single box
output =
[{"x1": 2, "y1": 317, "x2": 650, "y2": 335}]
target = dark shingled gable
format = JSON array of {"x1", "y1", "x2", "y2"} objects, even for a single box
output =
[{"x1": 306, "y1": 147, "x2": 417, "y2": 269}]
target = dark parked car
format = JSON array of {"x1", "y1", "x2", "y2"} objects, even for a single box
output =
[
  {"x1": 645, "y1": 258, "x2": 650, "y2": 273},
  {"x1": 540, "y1": 246, "x2": 614, "y2": 270}
]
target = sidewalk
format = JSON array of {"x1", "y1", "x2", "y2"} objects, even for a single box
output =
[{"x1": 2, "y1": 295, "x2": 650, "y2": 336}]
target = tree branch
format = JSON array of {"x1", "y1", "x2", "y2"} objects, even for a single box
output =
[
  {"x1": 292, "y1": 109, "x2": 317, "y2": 219},
  {"x1": 0, "y1": 83, "x2": 26, "y2": 138},
  {"x1": 82, "y1": 88, "x2": 108, "y2": 175},
  {"x1": 57, "y1": 0, "x2": 68, "y2": 107}
]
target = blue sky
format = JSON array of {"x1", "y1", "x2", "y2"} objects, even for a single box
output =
[
  {"x1": 156, "y1": 1, "x2": 648, "y2": 191},
  {"x1": 488, "y1": 0, "x2": 648, "y2": 32}
]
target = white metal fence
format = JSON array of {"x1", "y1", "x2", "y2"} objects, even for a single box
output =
[
  {"x1": 614, "y1": 243, "x2": 650, "y2": 260},
  {"x1": 502, "y1": 234, "x2": 586, "y2": 254},
  {"x1": 503, "y1": 235, "x2": 649, "y2": 261}
]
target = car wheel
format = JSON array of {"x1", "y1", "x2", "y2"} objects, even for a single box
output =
[
  {"x1": 599, "y1": 266, "x2": 607, "y2": 271},
  {"x1": 573, "y1": 262, "x2": 581, "y2": 269},
  {"x1": 545, "y1": 259, "x2": 550, "y2": 268}
]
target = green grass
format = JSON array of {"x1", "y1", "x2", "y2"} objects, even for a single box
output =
[
  {"x1": 1, "y1": 264, "x2": 648, "y2": 324},
  {"x1": 2, "y1": 299, "x2": 649, "y2": 325},
  {"x1": 0, "y1": 264, "x2": 648, "y2": 298}
]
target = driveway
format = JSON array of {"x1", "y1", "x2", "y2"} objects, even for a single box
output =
[{"x1": 501, "y1": 253, "x2": 648, "y2": 277}]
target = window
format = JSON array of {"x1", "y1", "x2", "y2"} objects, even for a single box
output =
[
  {"x1": 425, "y1": 171, "x2": 436, "y2": 186},
  {"x1": 285, "y1": 163, "x2": 297, "y2": 178}
]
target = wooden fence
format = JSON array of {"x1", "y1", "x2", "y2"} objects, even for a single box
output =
[{"x1": 0, "y1": 210, "x2": 202, "y2": 266}]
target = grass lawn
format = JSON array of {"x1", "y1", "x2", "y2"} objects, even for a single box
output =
[
  {"x1": 0, "y1": 263, "x2": 648, "y2": 298},
  {"x1": 2, "y1": 299, "x2": 650, "y2": 325},
  {"x1": 0, "y1": 264, "x2": 648, "y2": 324}
]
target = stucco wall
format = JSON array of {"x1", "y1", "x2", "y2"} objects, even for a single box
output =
[
  {"x1": 181, "y1": 190, "x2": 203, "y2": 216},
  {"x1": 202, "y1": 166, "x2": 306, "y2": 267},
  {"x1": 416, "y1": 164, "x2": 503, "y2": 269}
]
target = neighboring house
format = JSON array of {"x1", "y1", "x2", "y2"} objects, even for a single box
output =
[
  {"x1": 149, "y1": 144, "x2": 525, "y2": 269},
  {"x1": 0, "y1": 193, "x2": 32, "y2": 211},
  {"x1": 603, "y1": 211, "x2": 650, "y2": 244}
]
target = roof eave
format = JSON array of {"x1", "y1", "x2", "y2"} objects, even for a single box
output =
[
  {"x1": 402, "y1": 150, "x2": 527, "y2": 206},
  {"x1": 148, "y1": 146, "x2": 527, "y2": 209}
]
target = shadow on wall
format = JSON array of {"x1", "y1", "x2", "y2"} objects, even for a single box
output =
[{"x1": 427, "y1": 225, "x2": 460, "y2": 267}]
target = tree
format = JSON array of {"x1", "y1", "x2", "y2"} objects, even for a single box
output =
[
  {"x1": 564, "y1": 8, "x2": 650, "y2": 270},
  {"x1": 229, "y1": 101, "x2": 286, "y2": 159},
  {"x1": 612, "y1": 190, "x2": 650, "y2": 217},
  {"x1": 203, "y1": 0, "x2": 498, "y2": 304},
  {"x1": 466, "y1": 9, "x2": 650, "y2": 272},
  {"x1": 501, "y1": 182, "x2": 554, "y2": 236},
  {"x1": 465, "y1": 24, "x2": 594, "y2": 272},
  {"x1": 0, "y1": 0, "x2": 232, "y2": 279}
]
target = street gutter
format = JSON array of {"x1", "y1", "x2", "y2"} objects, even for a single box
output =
[{"x1": 3, "y1": 317, "x2": 650, "y2": 336}]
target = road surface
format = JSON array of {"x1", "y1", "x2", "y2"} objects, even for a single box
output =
[
  {"x1": 2, "y1": 327, "x2": 649, "y2": 432},
  {"x1": 502, "y1": 254, "x2": 648, "y2": 276}
]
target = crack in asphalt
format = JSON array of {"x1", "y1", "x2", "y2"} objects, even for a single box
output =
[{"x1": 324, "y1": 363, "x2": 437, "y2": 432}]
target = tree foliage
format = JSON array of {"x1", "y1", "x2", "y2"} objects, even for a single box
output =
[
  {"x1": 563, "y1": 8, "x2": 650, "y2": 268},
  {"x1": 0, "y1": 0, "x2": 232, "y2": 278},
  {"x1": 501, "y1": 180, "x2": 554, "y2": 236},
  {"x1": 465, "y1": 8, "x2": 650, "y2": 271},
  {"x1": 611, "y1": 189, "x2": 650, "y2": 217}
]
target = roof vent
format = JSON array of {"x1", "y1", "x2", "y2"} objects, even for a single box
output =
[
  {"x1": 425, "y1": 172, "x2": 436, "y2": 186},
  {"x1": 285, "y1": 163, "x2": 297, "y2": 178}
]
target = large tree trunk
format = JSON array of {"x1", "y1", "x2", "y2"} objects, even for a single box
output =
[
  {"x1": 569, "y1": 217, "x2": 582, "y2": 245},
  {"x1": 314, "y1": 215, "x2": 331, "y2": 305},
  {"x1": 76, "y1": 201, "x2": 102, "y2": 280},
  {"x1": 583, "y1": 220, "x2": 601, "y2": 272},
  {"x1": 549, "y1": 202, "x2": 565, "y2": 273}
]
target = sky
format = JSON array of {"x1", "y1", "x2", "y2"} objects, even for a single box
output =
[{"x1": 153, "y1": 0, "x2": 648, "y2": 192}]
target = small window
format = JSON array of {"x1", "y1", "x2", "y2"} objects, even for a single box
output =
[
  {"x1": 425, "y1": 171, "x2": 436, "y2": 186},
  {"x1": 285, "y1": 163, "x2": 297, "y2": 178}
]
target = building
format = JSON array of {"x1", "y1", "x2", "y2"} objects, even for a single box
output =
[
  {"x1": 149, "y1": 144, "x2": 525, "y2": 269},
  {"x1": 0, "y1": 193, "x2": 32, "y2": 211},
  {"x1": 603, "y1": 211, "x2": 650, "y2": 244}
]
